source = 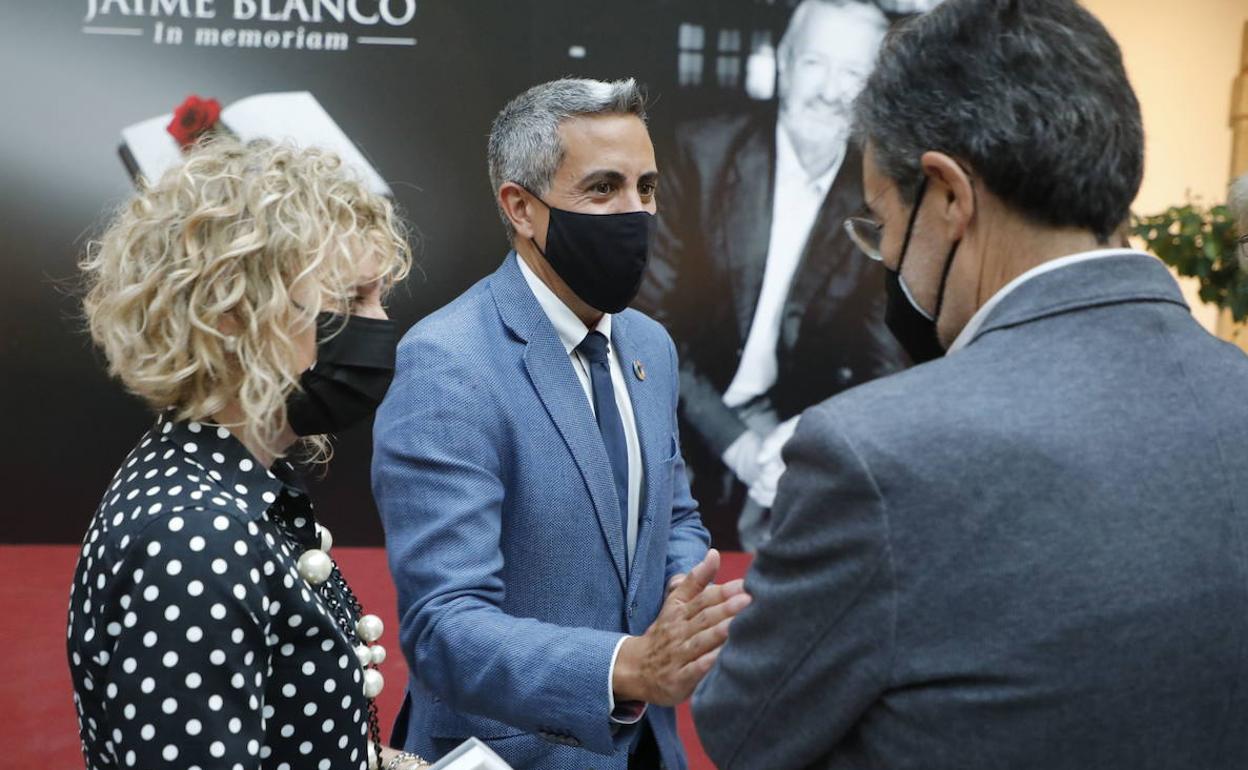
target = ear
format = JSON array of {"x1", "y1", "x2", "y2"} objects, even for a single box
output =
[
  {"x1": 499, "y1": 181, "x2": 540, "y2": 241},
  {"x1": 919, "y1": 151, "x2": 975, "y2": 242}
]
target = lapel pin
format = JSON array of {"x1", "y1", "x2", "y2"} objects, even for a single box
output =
[{"x1": 633, "y1": 360, "x2": 646, "y2": 381}]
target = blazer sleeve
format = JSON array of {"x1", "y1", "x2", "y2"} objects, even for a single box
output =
[
  {"x1": 636, "y1": 126, "x2": 749, "y2": 458},
  {"x1": 663, "y1": 334, "x2": 711, "y2": 582},
  {"x1": 691, "y1": 404, "x2": 896, "y2": 769},
  {"x1": 372, "y1": 332, "x2": 631, "y2": 756}
]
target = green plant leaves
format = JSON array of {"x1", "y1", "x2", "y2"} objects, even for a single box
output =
[{"x1": 1132, "y1": 202, "x2": 1246, "y2": 321}]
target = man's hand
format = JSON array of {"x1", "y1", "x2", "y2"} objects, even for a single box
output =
[
  {"x1": 747, "y1": 416, "x2": 801, "y2": 508},
  {"x1": 722, "y1": 430, "x2": 765, "y2": 486},
  {"x1": 613, "y1": 549, "x2": 751, "y2": 707}
]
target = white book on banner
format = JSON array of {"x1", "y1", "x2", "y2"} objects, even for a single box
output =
[
  {"x1": 428, "y1": 737, "x2": 514, "y2": 770},
  {"x1": 118, "y1": 91, "x2": 391, "y2": 196}
]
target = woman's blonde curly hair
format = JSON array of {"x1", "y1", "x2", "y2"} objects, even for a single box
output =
[{"x1": 81, "y1": 136, "x2": 412, "y2": 462}]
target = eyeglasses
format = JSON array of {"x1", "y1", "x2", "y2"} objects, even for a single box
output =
[{"x1": 843, "y1": 216, "x2": 884, "y2": 262}]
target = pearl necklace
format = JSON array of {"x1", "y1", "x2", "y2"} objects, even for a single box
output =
[{"x1": 282, "y1": 518, "x2": 389, "y2": 769}]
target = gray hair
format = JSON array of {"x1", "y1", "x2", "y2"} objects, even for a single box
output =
[
  {"x1": 778, "y1": 0, "x2": 887, "y2": 65},
  {"x1": 853, "y1": 0, "x2": 1144, "y2": 242},
  {"x1": 487, "y1": 77, "x2": 648, "y2": 241},
  {"x1": 1232, "y1": 174, "x2": 1248, "y2": 234}
]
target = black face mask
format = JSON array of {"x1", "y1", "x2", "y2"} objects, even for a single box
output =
[
  {"x1": 884, "y1": 177, "x2": 961, "y2": 365},
  {"x1": 286, "y1": 313, "x2": 397, "y2": 436},
  {"x1": 522, "y1": 186, "x2": 656, "y2": 313}
]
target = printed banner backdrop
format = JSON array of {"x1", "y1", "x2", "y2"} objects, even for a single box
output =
[
  {"x1": 2, "y1": 0, "x2": 940, "y2": 549},
  {"x1": 1, "y1": 0, "x2": 934, "y2": 765}
]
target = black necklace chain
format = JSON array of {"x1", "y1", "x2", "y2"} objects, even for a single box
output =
[{"x1": 271, "y1": 512, "x2": 384, "y2": 768}]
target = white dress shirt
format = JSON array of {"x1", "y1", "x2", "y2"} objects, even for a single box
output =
[
  {"x1": 517, "y1": 256, "x2": 646, "y2": 724},
  {"x1": 948, "y1": 248, "x2": 1150, "y2": 353},
  {"x1": 722, "y1": 123, "x2": 845, "y2": 408}
]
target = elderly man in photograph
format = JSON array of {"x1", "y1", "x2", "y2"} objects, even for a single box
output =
[
  {"x1": 693, "y1": 0, "x2": 1248, "y2": 768},
  {"x1": 637, "y1": 0, "x2": 907, "y2": 551},
  {"x1": 373, "y1": 78, "x2": 749, "y2": 770}
]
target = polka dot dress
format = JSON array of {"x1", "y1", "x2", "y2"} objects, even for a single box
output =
[{"x1": 67, "y1": 414, "x2": 374, "y2": 770}]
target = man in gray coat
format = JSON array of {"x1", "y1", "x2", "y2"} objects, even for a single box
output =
[{"x1": 693, "y1": 0, "x2": 1248, "y2": 768}]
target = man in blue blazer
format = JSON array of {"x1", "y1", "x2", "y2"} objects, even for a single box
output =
[{"x1": 373, "y1": 78, "x2": 747, "y2": 770}]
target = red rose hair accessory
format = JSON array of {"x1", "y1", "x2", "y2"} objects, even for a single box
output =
[{"x1": 166, "y1": 95, "x2": 222, "y2": 148}]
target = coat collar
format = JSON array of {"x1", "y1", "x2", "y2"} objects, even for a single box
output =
[{"x1": 957, "y1": 251, "x2": 1188, "y2": 350}]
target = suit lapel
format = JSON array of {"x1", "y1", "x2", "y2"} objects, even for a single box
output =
[
  {"x1": 491, "y1": 254, "x2": 629, "y2": 589},
  {"x1": 779, "y1": 146, "x2": 865, "y2": 352},
  {"x1": 719, "y1": 119, "x2": 777, "y2": 342},
  {"x1": 610, "y1": 316, "x2": 666, "y2": 598}
]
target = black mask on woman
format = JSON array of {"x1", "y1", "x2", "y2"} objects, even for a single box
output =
[
  {"x1": 520, "y1": 185, "x2": 656, "y2": 313},
  {"x1": 286, "y1": 313, "x2": 397, "y2": 436},
  {"x1": 884, "y1": 177, "x2": 961, "y2": 365}
]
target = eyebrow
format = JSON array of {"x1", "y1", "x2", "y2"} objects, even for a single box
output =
[{"x1": 575, "y1": 169, "x2": 661, "y2": 188}]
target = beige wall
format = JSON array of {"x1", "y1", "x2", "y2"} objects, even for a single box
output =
[{"x1": 1081, "y1": 0, "x2": 1248, "y2": 332}]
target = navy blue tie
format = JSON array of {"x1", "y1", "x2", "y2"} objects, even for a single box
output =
[{"x1": 576, "y1": 331, "x2": 630, "y2": 560}]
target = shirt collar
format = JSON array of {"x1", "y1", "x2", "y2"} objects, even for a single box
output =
[
  {"x1": 775, "y1": 122, "x2": 841, "y2": 198},
  {"x1": 948, "y1": 248, "x2": 1150, "y2": 354},
  {"x1": 516, "y1": 252, "x2": 612, "y2": 355},
  {"x1": 156, "y1": 411, "x2": 301, "y2": 521}
]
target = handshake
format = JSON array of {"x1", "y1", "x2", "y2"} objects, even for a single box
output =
[
  {"x1": 723, "y1": 416, "x2": 802, "y2": 508},
  {"x1": 611, "y1": 549, "x2": 751, "y2": 707}
]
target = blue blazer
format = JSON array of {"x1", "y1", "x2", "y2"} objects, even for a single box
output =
[{"x1": 373, "y1": 253, "x2": 710, "y2": 770}]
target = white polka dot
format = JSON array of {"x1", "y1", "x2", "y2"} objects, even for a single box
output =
[
  {"x1": 142, "y1": 631, "x2": 158, "y2": 648},
  {"x1": 301, "y1": 661, "x2": 316, "y2": 676},
  {"x1": 140, "y1": 723, "x2": 155, "y2": 740},
  {"x1": 167, "y1": 516, "x2": 184, "y2": 532},
  {"x1": 217, "y1": 427, "x2": 230, "y2": 439},
  {"x1": 165, "y1": 559, "x2": 181, "y2": 576},
  {"x1": 187, "y1": 580, "x2": 204, "y2": 597},
  {"x1": 324, "y1": 678, "x2": 337, "y2": 693},
  {"x1": 213, "y1": 516, "x2": 229, "y2": 531},
  {"x1": 210, "y1": 741, "x2": 225, "y2": 758},
  {"x1": 209, "y1": 694, "x2": 223, "y2": 711},
  {"x1": 228, "y1": 717, "x2": 242, "y2": 733},
  {"x1": 189, "y1": 536, "x2": 205, "y2": 552},
  {"x1": 164, "y1": 605, "x2": 180, "y2": 622},
  {"x1": 288, "y1": 614, "x2": 303, "y2": 628},
  {"x1": 212, "y1": 559, "x2": 228, "y2": 575},
  {"x1": 124, "y1": 703, "x2": 136, "y2": 719},
  {"x1": 161, "y1": 697, "x2": 177, "y2": 714},
  {"x1": 145, "y1": 541, "x2": 161, "y2": 557},
  {"x1": 210, "y1": 649, "x2": 226, "y2": 665},
  {"x1": 212, "y1": 452, "x2": 225, "y2": 464},
  {"x1": 232, "y1": 627, "x2": 246, "y2": 644},
  {"x1": 122, "y1": 657, "x2": 137, "y2": 674},
  {"x1": 234, "y1": 540, "x2": 248, "y2": 556},
  {"x1": 140, "y1": 678, "x2": 155, "y2": 694},
  {"x1": 231, "y1": 672, "x2": 245, "y2": 688},
  {"x1": 185, "y1": 626, "x2": 202, "y2": 643},
  {"x1": 186, "y1": 717, "x2": 202, "y2": 735},
  {"x1": 303, "y1": 701, "x2": 317, "y2": 716},
  {"x1": 262, "y1": 491, "x2": 277, "y2": 504},
  {"x1": 299, "y1": 741, "x2": 313, "y2": 755},
  {"x1": 185, "y1": 672, "x2": 202, "y2": 689},
  {"x1": 281, "y1": 724, "x2": 295, "y2": 737},
  {"x1": 183, "y1": 442, "x2": 198, "y2": 453}
]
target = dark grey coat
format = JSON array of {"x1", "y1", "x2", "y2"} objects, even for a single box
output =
[{"x1": 693, "y1": 254, "x2": 1248, "y2": 769}]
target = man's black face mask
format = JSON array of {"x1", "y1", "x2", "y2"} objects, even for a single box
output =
[{"x1": 520, "y1": 184, "x2": 656, "y2": 314}]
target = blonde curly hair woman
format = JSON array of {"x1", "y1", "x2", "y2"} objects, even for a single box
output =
[{"x1": 68, "y1": 137, "x2": 429, "y2": 770}]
